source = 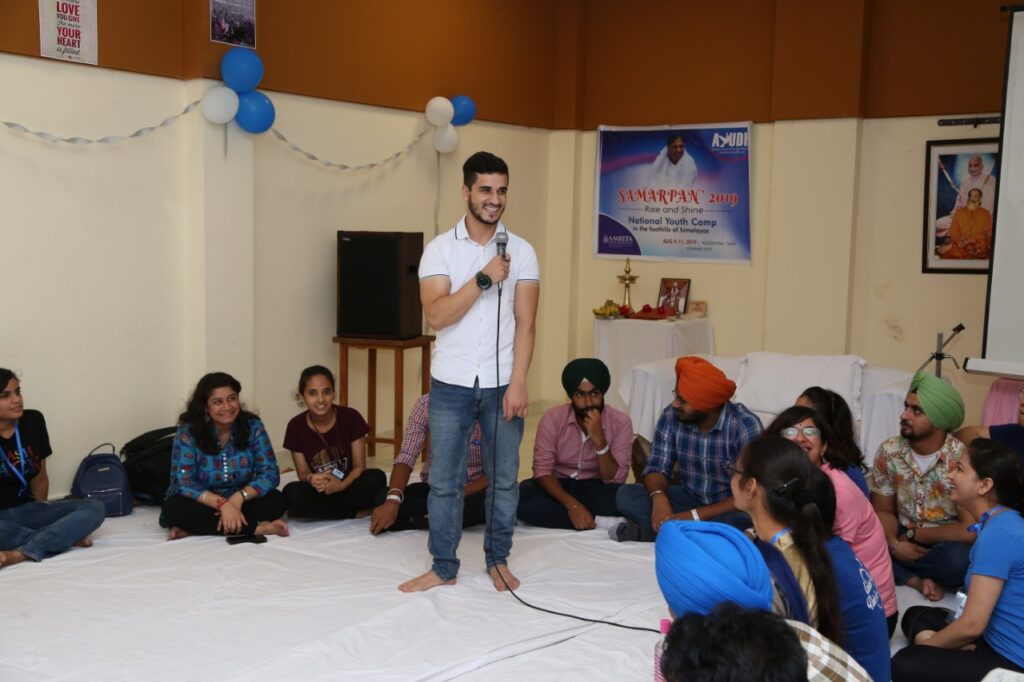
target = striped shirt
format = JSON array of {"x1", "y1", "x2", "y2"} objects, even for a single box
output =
[{"x1": 643, "y1": 401, "x2": 762, "y2": 505}]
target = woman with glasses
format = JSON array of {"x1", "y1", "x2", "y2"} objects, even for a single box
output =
[
  {"x1": 796, "y1": 387, "x2": 869, "y2": 497},
  {"x1": 765, "y1": 405, "x2": 898, "y2": 636},
  {"x1": 731, "y1": 436, "x2": 891, "y2": 682},
  {"x1": 891, "y1": 438, "x2": 1024, "y2": 681}
]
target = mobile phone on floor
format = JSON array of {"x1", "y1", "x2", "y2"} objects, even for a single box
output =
[{"x1": 226, "y1": 534, "x2": 267, "y2": 545}]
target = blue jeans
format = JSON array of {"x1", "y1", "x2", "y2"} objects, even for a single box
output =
[
  {"x1": 0, "y1": 499, "x2": 106, "y2": 561},
  {"x1": 616, "y1": 483, "x2": 751, "y2": 535},
  {"x1": 427, "y1": 378, "x2": 523, "y2": 580},
  {"x1": 517, "y1": 478, "x2": 621, "y2": 529},
  {"x1": 891, "y1": 525, "x2": 971, "y2": 588}
]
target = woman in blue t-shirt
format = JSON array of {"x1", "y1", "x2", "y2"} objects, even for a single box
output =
[{"x1": 892, "y1": 438, "x2": 1024, "y2": 681}]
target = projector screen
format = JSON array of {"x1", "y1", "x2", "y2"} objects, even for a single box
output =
[{"x1": 967, "y1": 10, "x2": 1024, "y2": 378}]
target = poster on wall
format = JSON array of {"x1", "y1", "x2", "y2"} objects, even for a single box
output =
[
  {"x1": 38, "y1": 0, "x2": 97, "y2": 65},
  {"x1": 922, "y1": 138, "x2": 999, "y2": 274},
  {"x1": 211, "y1": 0, "x2": 256, "y2": 48},
  {"x1": 594, "y1": 124, "x2": 752, "y2": 263}
]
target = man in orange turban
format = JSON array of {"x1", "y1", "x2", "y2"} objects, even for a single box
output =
[{"x1": 611, "y1": 356, "x2": 763, "y2": 542}]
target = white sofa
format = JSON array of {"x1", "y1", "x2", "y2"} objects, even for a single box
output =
[{"x1": 618, "y1": 352, "x2": 913, "y2": 467}]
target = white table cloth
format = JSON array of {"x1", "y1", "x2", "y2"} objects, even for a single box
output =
[{"x1": 594, "y1": 318, "x2": 714, "y2": 411}]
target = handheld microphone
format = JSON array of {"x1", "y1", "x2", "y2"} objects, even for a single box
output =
[{"x1": 495, "y1": 232, "x2": 508, "y2": 291}]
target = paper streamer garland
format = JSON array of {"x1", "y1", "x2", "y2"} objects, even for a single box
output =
[
  {"x1": 1, "y1": 100, "x2": 200, "y2": 145},
  {"x1": 269, "y1": 126, "x2": 428, "y2": 172}
]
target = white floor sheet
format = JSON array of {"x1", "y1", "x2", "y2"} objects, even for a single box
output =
[{"x1": 1, "y1": 506, "x2": 664, "y2": 681}]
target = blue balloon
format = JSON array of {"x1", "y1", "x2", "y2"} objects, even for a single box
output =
[
  {"x1": 235, "y1": 90, "x2": 275, "y2": 134},
  {"x1": 220, "y1": 47, "x2": 264, "y2": 93},
  {"x1": 450, "y1": 95, "x2": 476, "y2": 126}
]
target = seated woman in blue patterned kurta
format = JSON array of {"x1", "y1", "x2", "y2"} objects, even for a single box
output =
[{"x1": 160, "y1": 372, "x2": 288, "y2": 540}]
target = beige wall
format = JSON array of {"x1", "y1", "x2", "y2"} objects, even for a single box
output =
[
  {"x1": 250, "y1": 93, "x2": 567, "y2": 453},
  {"x1": 0, "y1": 54, "x2": 197, "y2": 494},
  {"x1": 849, "y1": 116, "x2": 999, "y2": 422},
  {"x1": 1, "y1": 53, "x2": 999, "y2": 495}
]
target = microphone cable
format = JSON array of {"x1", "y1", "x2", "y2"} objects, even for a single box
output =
[{"x1": 484, "y1": 242, "x2": 658, "y2": 636}]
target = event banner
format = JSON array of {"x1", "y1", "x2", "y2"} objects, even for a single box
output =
[
  {"x1": 39, "y1": 0, "x2": 97, "y2": 65},
  {"x1": 594, "y1": 124, "x2": 752, "y2": 262}
]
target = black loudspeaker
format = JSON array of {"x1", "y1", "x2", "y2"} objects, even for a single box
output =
[{"x1": 337, "y1": 231, "x2": 423, "y2": 339}]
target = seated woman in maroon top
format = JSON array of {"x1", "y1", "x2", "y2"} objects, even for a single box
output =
[{"x1": 282, "y1": 366, "x2": 386, "y2": 520}]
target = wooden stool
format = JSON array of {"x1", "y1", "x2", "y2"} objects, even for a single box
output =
[{"x1": 333, "y1": 335, "x2": 434, "y2": 457}]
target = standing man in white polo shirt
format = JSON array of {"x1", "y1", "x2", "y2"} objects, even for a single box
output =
[{"x1": 399, "y1": 151, "x2": 540, "y2": 593}]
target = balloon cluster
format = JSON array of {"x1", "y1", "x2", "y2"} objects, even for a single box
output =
[
  {"x1": 424, "y1": 95, "x2": 476, "y2": 154},
  {"x1": 201, "y1": 48, "x2": 276, "y2": 134}
]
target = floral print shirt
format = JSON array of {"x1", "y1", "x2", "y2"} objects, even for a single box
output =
[{"x1": 869, "y1": 433, "x2": 963, "y2": 527}]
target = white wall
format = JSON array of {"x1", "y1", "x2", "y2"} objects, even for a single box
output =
[
  {"x1": 1, "y1": 52, "x2": 1000, "y2": 495},
  {"x1": 0, "y1": 54, "x2": 197, "y2": 495}
]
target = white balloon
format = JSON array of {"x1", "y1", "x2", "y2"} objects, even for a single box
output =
[
  {"x1": 425, "y1": 96, "x2": 454, "y2": 127},
  {"x1": 432, "y1": 125, "x2": 459, "y2": 154},
  {"x1": 202, "y1": 86, "x2": 240, "y2": 124}
]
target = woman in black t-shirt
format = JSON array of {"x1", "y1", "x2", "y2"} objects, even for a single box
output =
[
  {"x1": 0, "y1": 368, "x2": 105, "y2": 569},
  {"x1": 282, "y1": 365, "x2": 386, "y2": 519}
]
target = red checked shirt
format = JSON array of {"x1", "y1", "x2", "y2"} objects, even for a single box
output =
[
  {"x1": 532, "y1": 403, "x2": 633, "y2": 483},
  {"x1": 395, "y1": 395, "x2": 483, "y2": 484}
]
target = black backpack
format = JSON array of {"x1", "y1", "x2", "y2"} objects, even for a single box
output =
[
  {"x1": 71, "y1": 443, "x2": 134, "y2": 516},
  {"x1": 120, "y1": 427, "x2": 177, "y2": 505}
]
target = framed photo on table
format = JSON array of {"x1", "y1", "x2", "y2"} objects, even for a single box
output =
[
  {"x1": 922, "y1": 138, "x2": 999, "y2": 274},
  {"x1": 656, "y1": 278, "x2": 690, "y2": 313}
]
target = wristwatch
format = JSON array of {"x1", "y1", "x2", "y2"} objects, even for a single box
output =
[
  {"x1": 906, "y1": 528, "x2": 916, "y2": 542},
  {"x1": 475, "y1": 271, "x2": 492, "y2": 290}
]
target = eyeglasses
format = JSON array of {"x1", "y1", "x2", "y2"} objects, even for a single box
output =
[
  {"x1": 781, "y1": 426, "x2": 821, "y2": 440},
  {"x1": 725, "y1": 462, "x2": 746, "y2": 477},
  {"x1": 572, "y1": 389, "x2": 603, "y2": 400}
]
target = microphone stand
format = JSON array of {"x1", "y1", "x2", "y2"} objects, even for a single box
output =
[{"x1": 917, "y1": 323, "x2": 966, "y2": 378}]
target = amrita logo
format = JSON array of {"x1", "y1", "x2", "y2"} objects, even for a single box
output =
[{"x1": 709, "y1": 130, "x2": 749, "y2": 159}]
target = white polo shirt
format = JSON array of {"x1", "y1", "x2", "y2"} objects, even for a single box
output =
[{"x1": 419, "y1": 217, "x2": 540, "y2": 389}]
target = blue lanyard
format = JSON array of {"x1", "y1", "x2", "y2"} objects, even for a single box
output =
[
  {"x1": 1, "y1": 425, "x2": 30, "y2": 495},
  {"x1": 968, "y1": 505, "x2": 1007, "y2": 534},
  {"x1": 770, "y1": 527, "x2": 791, "y2": 545}
]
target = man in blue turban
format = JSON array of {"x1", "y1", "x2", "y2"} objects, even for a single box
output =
[
  {"x1": 869, "y1": 371, "x2": 972, "y2": 600},
  {"x1": 654, "y1": 522, "x2": 871, "y2": 681}
]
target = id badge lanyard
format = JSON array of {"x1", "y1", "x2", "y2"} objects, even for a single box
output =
[{"x1": 1, "y1": 425, "x2": 30, "y2": 496}]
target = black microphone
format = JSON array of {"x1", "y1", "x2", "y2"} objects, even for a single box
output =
[{"x1": 495, "y1": 232, "x2": 508, "y2": 291}]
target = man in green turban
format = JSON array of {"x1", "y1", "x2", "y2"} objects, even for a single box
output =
[
  {"x1": 869, "y1": 371, "x2": 972, "y2": 601},
  {"x1": 517, "y1": 358, "x2": 634, "y2": 530}
]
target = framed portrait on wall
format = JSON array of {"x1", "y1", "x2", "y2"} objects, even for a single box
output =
[
  {"x1": 922, "y1": 138, "x2": 999, "y2": 274},
  {"x1": 657, "y1": 278, "x2": 690, "y2": 313}
]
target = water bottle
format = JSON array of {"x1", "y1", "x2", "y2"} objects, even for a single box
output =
[{"x1": 653, "y1": 618, "x2": 671, "y2": 681}]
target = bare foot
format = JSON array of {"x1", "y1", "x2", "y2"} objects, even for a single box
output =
[
  {"x1": 255, "y1": 520, "x2": 290, "y2": 537},
  {"x1": 907, "y1": 576, "x2": 945, "y2": 601},
  {"x1": 167, "y1": 527, "x2": 191, "y2": 541},
  {"x1": 75, "y1": 537, "x2": 94, "y2": 548},
  {"x1": 0, "y1": 550, "x2": 28, "y2": 569},
  {"x1": 488, "y1": 564, "x2": 520, "y2": 592},
  {"x1": 398, "y1": 570, "x2": 456, "y2": 593}
]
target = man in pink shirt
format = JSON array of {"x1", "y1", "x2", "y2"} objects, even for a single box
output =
[{"x1": 517, "y1": 358, "x2": 633, "y2": 530}]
